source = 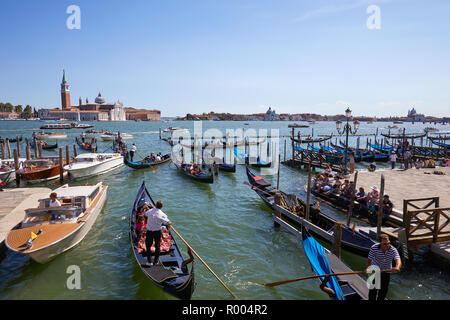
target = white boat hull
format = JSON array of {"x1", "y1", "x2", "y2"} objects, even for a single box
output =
[
  {"x1": 26, "y1": 188, "x2": 107, "y2": 263},
  {"x1": 36, "y1": 135, "x2": 67, "y2": 140},
  {"x1": 100, "y1": 135, "x2": 133, "y2": 141},
  {"x1": 66, "y1": 156, "x2": 124, "y2": 179},
  {"x1": 0, "y1": 170, "x2": 15, "y2": 183}
]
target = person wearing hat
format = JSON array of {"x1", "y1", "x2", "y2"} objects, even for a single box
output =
[
  {"x1": 367, "y1": 186, "x2": 379, "y2": 212},
  {"x1": 380, "y1": 194, "x2": 394, "y2": 222}
]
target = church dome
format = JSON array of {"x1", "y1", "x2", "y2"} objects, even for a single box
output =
[{"x1": 95, "y1": 92, "x2": 105, "y2": 104}]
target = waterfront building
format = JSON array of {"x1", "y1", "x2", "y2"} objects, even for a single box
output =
[
  {"x1": 125, "y1": 107, "x2": 161, "y2": 121},
  {"x1": 406, "y1": 108, "x2": 425, "y2": 122},
  {"x1": 263, "y1": 107, "x2": 280, "y2": 121},
  {"x1": 38, "y1": 71, "x2": 127, "y2": 121}
]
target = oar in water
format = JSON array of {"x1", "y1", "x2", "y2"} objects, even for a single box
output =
[
  {"x1": 135, "y1": 150, "x2": 158, "y2": 173},
  {"x1": 263, "y1": 269, "x2": 391, "y2": 287},
  {"x1": 169, "y1": 225, "x2": 239, "y2": 300}
]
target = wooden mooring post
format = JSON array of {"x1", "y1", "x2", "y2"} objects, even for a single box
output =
[
  {"x1": 25, "y1": 141, "x2": 31, "y2": 160},
  {"x1": 376, "y1": 174, "x2": 385, "y2": 240},
  {"x1": 305, "y1": 158, "x2": 313, "y2": 220},
  {"x1": 347, "y1": 170, "x2": 358, "y2": 226},
  {"x1": 59, "y1": 147, "x2": 64, "y2": 182},
  {"x1": 73, "y1": 144, "x2": 78, "y2": 157},
  {"x1": 16, "y1": 136, "x2": 20, "y2": 157},
  {"x1": 332, "y1": 221, "x2": 342, "y2": 258},
  {"x1": 13, "y1": 149, "x2": 20, "y2": 186},
  {"x1": 65, "y1": 145, "x2": 70, "y2": 167},
  {"x1": 1, "y1": 142, "x2": 5, "y2": 160},
  {"x1": 6, "y1": 139, "x2": 11, "y2": 159}
]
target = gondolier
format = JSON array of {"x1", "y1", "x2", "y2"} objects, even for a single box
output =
[
  {"x1": 130, "y1": 143, "x2": 137, "y2": 162},
  {"x1": 143, "y1": 200, "x2": 172, "y2": 266},
  {"x1": 366, "y1": 234, "x2": 401, "y2": 300}
]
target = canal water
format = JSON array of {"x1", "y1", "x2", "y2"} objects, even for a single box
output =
[{"x1": 0, "y1": 120, "x2": 449, "y2": 300}]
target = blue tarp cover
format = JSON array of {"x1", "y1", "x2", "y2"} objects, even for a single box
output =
[{"x1": 302, "y1": 234, "x2": 345, "y2": 300}]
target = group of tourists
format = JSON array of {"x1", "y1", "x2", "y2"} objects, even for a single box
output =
[{"x1": 312, "y1": 169, "x2": 394, "y2": 224}]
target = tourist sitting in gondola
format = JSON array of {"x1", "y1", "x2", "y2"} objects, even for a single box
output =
[
  {"x1": 371, "y1": 195, "x2": 394, "y2": 222},
  {"x1": 415, "y1": 159, "x2": 425, "y2": 169},
  {"x1": 342, "y1": 181, "x2": 355, "y2": 200},
  {"x1": 323, "y1": 176, "x2": 341, "y2": 195},
  {"x1": 136, "y1": 215, "x2": 146, "y2": 239},
  {"x1": 356, "y1": 187, "x2": 368, "y2": 208},
  {"x1": 367, "y1": 186, "x2": 380, "y2": 212},
  {"x1": 339, "y1": 179, "x2": 350, "y2": 195},
  {"x1": 155, "y1": 153, "x2": 162, "y2": 162}
]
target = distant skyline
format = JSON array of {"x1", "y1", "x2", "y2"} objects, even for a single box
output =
[{"x1": 0, "y1": 0, "x2": 449, "y2": 117}]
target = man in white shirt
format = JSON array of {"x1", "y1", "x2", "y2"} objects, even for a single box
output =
[
  {"x1": 389, "y1": 151, "x2": 397, "y2": 169},
  {"x1": 130, "y1": 143, "x2": 137, "y2": 162},
  {"x1": 143, "y1": 200, "x2": 171, "y2": 266},
  {"x1": 49, "y1": 192, "x2": 61, "y2": 207}
]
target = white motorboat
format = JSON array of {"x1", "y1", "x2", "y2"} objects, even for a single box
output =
[
  {"x1": 5, "y1": 182, "x2": 108, "y2": 263},
  {"x1": 35, "y1": 132, "x2": 68, "y2": 140},
  {"x1": 0, "y1": 158, "x2": 26, "y2": 183},
  {"x1": 64, "y1": 153, "x2": 123, "y2": 179},
  {"x1": 100, "y1": 133, "x2": 133, "y2": 141}
]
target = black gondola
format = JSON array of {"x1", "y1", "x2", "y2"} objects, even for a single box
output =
[
  {"x1": 301, "y1": 226, "x2": 369, "y2": 300},
  {"x1": 173, "y1": 162, "x2": 214, "y2": 183},
  {"x1": 245, "y1": 167, "x2": 377, "y2": 257},
  {"x1": 124, "y1": 153, "x2": 171, "y2": 169},
  {"x1": 30, "y1": 139, "x2": 58, "y2": 150},
  {"x1": 75, "y1": 137, "x2": 97, "y2": 152},
  {"x1": 130, "y1": 182, "x2": 195, "y2": 299},
  {"x1": 233, "y1": 147, "x2": 271, "y2": 168}
]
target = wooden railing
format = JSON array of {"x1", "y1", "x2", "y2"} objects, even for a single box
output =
[{"x1": 403, "y1": 197, "x2": 450, "y2": 244}]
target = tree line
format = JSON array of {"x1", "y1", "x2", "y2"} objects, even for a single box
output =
[{"x1": 0, "y1": 102, "x2": 38, "y2": 118}]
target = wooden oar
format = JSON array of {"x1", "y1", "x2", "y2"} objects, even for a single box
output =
[
  {"x1": 243, "y1": 181, "x2": 275, "y2": 197},
  {"x1": 169, "y1": 225, "x2": 239, "y2": 300},
  {"x1": 136, "y1": 150, "x2": 158, "y2": 173},
  {"x1": 263, "y1": 271, "x2": 363, "y2": 287},
  {"x1": 263, "y1": 269, "x2": 392, "y2": 287}
]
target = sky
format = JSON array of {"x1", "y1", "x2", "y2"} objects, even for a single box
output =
[{"x1": 0, "y1": 0, "x2": 449, "y2": 117}]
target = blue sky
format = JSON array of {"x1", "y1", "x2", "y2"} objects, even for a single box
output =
[{"x1": 0, "y1": 0, "x2": 449, "y2": 117}]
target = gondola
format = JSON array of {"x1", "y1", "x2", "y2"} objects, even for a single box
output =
[
  {"x1": 245, "y1": 167, "x2": 376, "y2": 256},
  {"x1": 124, "y1": 153, "x2": 171, "y2": 169},
  {"x1": 75, "y1": 137, "x2": 97, "y2": 152},
  {"x1": 301, "y1": 226, "x2": 369, "y2": 300},
  {"x1": 291, "y1": 135, "x2": 332, "y2": 144},
  {"x1": 31, "y1": 139, "x2": 58, "y2": 150},
  {"x1": 218, "y1": 162, "x2": 236, "y2": 172},
  {"x1": 428, "y1": 138, "x2": 450, "y2": 148},
  {"x1": 130, "y1": 182, "x2": 195, "y2": 299},
  {"x1": 0, "y1": 136, "x2": 22, "y2": 143},
  {"x1": 330, "y1": 143, "x2": 374, "y2": 162},
  {"x1": 381, "y1": 132, "x2": 427, "y2": 139},
  {"x1": 233, "y1": 147, "x2": 271, "y2": 168},
  {"x1": 173, "y1": 162, "x2": 214, "y2": 183},
  {"x1": 309, "y1": 186, "x2": 401, "y2": 228}
]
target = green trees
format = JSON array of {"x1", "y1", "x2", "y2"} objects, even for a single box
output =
[{"x1": 0, "y1": 101, "x2": 35, "y2": 118}]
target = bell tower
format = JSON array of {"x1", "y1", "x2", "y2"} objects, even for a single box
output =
[{"x1": 61, "y1": 70, "x2": 71, "y2": 110}]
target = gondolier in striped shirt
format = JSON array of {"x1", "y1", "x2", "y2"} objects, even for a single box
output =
[
  {"x1": 366, "y1": 234, "x2": 401, "y2": 300},
  {"x1": 143, "y1": 200, "x2": 171, "y2": 266}
]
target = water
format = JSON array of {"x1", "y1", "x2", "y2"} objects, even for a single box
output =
[{"x1": 0, "y1": 120, "x2": 449, "y2": 300}]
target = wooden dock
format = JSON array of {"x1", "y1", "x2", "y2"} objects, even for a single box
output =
[
  {"x1": 349, "y1": 167, "x2": 450, "y2": 263},
  {"x1": 0, "y1": 187, "x2": 51, "y2": 260}
]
